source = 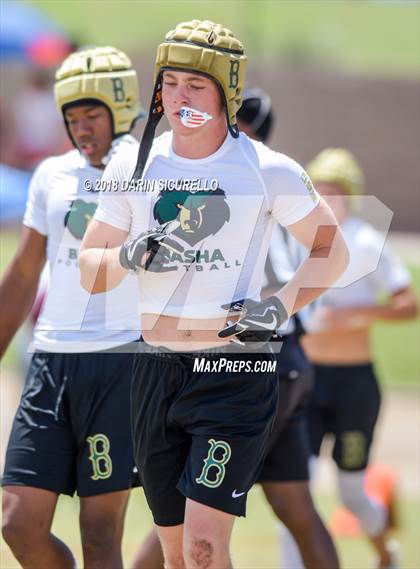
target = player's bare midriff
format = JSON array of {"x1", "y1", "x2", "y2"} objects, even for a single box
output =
[
  {"x1": 301, "y1": 327, "x2": 371, "y2": 365},
  {"x1": 141, "y1": 313, "x2": 241, "y2": 351}
]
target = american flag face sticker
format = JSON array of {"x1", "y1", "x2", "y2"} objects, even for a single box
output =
[{"x1": 179, "y1": 106, "x2": 213, "y2": 128}]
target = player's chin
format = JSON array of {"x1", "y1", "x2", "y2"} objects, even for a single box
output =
[
  {"x1": 171, "y1": 121, "x2": 195, "y2": 135},
  {"x1": 83, "y1": 150, "x2": 104, "y2": 167}
]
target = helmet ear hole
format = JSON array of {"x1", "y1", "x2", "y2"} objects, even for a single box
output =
[{"x1": 55, "y1": 46, "x2": 143, "y2": 140}]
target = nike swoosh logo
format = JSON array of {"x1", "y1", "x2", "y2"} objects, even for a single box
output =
[
  {"x1": 245, "y1": 313, "x2": 278, "y2": 331},
  {"x1": 232, "y1": 489, "x2": 246, "y2": 498}
]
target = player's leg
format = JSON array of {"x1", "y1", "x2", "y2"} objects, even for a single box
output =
[
  {"x1": 261, "y1": 337, "x2": 338, "y2": 568},
  {"x1": 336, "y1": 470, "x2": 389, "y2": 565},
  {"x1": 131, "y1": 526, "x2": 164, "y2": 569},
  {"x1": 130, "y1": 349, "x2": 192, "y2": 568},
  {"x1": 261, "y1": 408, "x2": 338, "y2": 568},
  {"x1": 2, "y1": 486, "x2": 76, "y2": 569},
  {"x1": 263, "y1": 480, "x2": 339, "y2": 569},
  {"x1": 183, "y1": 499, "x2": 235, "y2": 569},
  {"x1": 71, "y1": 347, "x2": 143, "y2": 568},
  {"x1": 332, "y1": 364, "x2": 390, "y2": 566},
  {"x1": 156, "y1": 524, "x2": 185, "y2": 569},
  {"x1": 1, "y1": 353, "x2": 78, "y2": 568},
  {"x1": 175, "y1": 349, "x2": 278, "y2": 568},
  {"x1": 79, "y1": 490, "x2": 129, "y2": 569}
]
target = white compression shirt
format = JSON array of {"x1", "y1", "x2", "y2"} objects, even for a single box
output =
[
  {"x1": 94, "y1": 131, "x2": 320, "y2": 319},
  {"x1": 300, "y1": 216, "x2": 411, "y2": 330},
  {"x1": 23, "y1": 135, "x2": 141, "y2": 352}
]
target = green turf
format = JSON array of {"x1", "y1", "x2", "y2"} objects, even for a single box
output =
[
  {"x1": 1, "y1": 487, "x2": 419, "y2": 568},
  {"x1": 30, "y1": 0, "x2": 420, "y2": 77}
]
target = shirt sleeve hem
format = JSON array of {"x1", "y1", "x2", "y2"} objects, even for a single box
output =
[
  {"x1": 283, "y1": 197, "x2": 320, "y2": 227},
  {"x1": 22, "y1": 220, "x2": 48, "y2": 237}
]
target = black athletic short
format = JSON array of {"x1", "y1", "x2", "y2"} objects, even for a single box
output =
[
  {"x1": 258, "y1": 332, "x2": 314, "y2": 482},
  {"x1": 307, "y1": 363, "x2": 381, "y2": 471},
  {"x1": 131, "y1": 342, "x2": 278, "y2": 526},
  {"x1": 2, "y1": 345, "x2": 138, "y2": 497}
]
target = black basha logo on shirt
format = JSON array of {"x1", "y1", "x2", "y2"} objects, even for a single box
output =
[
  {"x1": 64, "y1": 199, "x2": 97, "y2": 240},
  {"x1": 153, "y1": 189, "x2": 230, "y2": 246}
]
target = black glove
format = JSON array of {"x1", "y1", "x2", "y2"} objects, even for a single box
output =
[
  {"x1": 218, "y1": 296, "x2": 289, "y2": 348},
  {"x1": 119, "y1": 220, "x2": 186, "y2": 273}
]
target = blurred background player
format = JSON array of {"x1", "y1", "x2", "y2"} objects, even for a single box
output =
[
  {"x1": 0, "y1": 46, "x2": 162, "y2": 569},
  {"x1": 279, "y1": 148, "x2": 417, "y2": 569},
  {"x1": 237, "y1": 89, "x2": 339, "y2": 569}
]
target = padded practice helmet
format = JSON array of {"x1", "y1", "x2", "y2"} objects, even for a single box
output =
[
  {"x1": 133, "y1": 20, "x2": 247, "y2": 180},
  {"x1": 55, "y1": 46, "x2": 142, "y2": 140},
  {"x1": 306, "y1": 148, "x2": 364, "y2": 196},
  {"x1": 155, "y1": 20, "x2": 246, "y2": 137}
]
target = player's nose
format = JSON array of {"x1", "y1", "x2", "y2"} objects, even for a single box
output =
[
  {"x1": 173, "y1": 84, "x2": 190, "y2": 106},
  {"x1": 74, "y1": 119, "x2": 93, "y2": 137}
]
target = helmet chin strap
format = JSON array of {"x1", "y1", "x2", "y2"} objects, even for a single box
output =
[{"x1": 132, "y1": 75, "x2": 164, "y2": 181}]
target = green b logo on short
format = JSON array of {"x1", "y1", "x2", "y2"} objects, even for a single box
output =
[
  {"x1": 196, "y1": 439, "x2": 232, "y2": 488},
  {"x1": 87, "y1": 434, "x2": 113, "y2": 480},
  {"x1": 341, "y1": 430, "x2": 366, "y2": 469}
]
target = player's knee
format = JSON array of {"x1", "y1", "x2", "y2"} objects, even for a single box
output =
[
  {"x1": 337, "y1": 469, "x2": 368, "y2": 514},
  {"x1": 81, "y1": 516, "x2": 121, "y2": 557},
  {"x1": 2, "y1": 512, "x2": 32, "y2": 552},
  {"x1": 163, "y1": 550, "x2": 186, "y2": 569},
  {"x1": 340, "y1": 489, "x2": 366, "y2": 514}
]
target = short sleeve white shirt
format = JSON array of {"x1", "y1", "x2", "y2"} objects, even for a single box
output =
[
  {"x1": 23, "y1": 136, "x2": 141, "y2": 352},
  {"x1": 95, "y1": 131, "x2": 320, "y2": 319}
]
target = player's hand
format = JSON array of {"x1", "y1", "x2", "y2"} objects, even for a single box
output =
[
  {"x1": 119, "y1": 220, "x2": 186, "y2": 273},
  {"x1": 218, "y1": 297, "x2": 289, "y2": 348}
]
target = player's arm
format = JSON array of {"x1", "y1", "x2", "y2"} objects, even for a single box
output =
[
  {"x1": 219, "y1": 199, "x2": 348, "y2": 348},
  {"x1": 275, "y1": 199, "x2": 349, "y2": 316},
  {"x1": 79, "y1": 219, "x2": 129, "y2": 294},
  {"x1": 379, "y1": 286, "x2": 418, "y2": 319},
  {"x1": 0, "y1": 227, "x2": 46, "y2": 358},
  {"x1": 312, "y1": 286, "x2": 418, "y2": 332}
]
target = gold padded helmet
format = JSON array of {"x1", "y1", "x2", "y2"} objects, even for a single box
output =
[
  {"x1": 306, "y1": 148, "x2": 364, "y2": 196},
  {"x1": 155, "y1": 19, "x2": 246, "y2": 137},
  {"x1": 55, "y1": 46, "x2": 142, "y2": 138}
]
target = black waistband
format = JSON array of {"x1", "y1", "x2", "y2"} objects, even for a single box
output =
[{"x1": 138, "y1": 339, "x2": 273, "y2": 360}]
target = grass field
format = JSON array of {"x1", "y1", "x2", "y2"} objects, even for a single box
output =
[
  {"x1": 1, "y1": 486, "x2": 419, "y2": 568},
  {"x1": 30, "y1": 0, "x2": 420, "y2": 77}
]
